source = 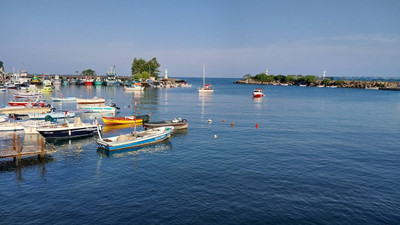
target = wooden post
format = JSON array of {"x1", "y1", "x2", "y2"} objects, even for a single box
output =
[
  {"x1": 12, "y1": 132, "x2": 16, "y2": 151},
  {"x1": 17, "y1": 135, "x2": 21, "y2": 162},
  {"x1": 40, "y1": 137, "x2": 45, "y2": 159}
]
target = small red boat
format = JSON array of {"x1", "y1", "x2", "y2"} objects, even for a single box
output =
[
  {"x1": 8, "y1": 100, "x2": 47, "y2": 107},
  {"x1": 252, "y1": 89, "x2": 265, "y2": 98}
]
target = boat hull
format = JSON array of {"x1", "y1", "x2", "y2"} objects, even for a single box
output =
[
  {"x1": 144, "y1": 120, "x2": 188, "y2": 130},
  {"x1": 37, "y1": 125, "x2": 98, "y2": 139},
  {"x1": 102, "y1": 115, "x2": 149, "y2": 125},
  {"x1": 96, "y1": 127, "x2": 173, "y2": 151}
]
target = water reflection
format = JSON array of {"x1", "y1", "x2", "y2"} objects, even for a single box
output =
[{"x1": 199, "y1": 93, "x2": 212, "y2": 117}]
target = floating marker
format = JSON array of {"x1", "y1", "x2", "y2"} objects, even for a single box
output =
[
  {"x1": 222, "y1": 119, "x2": 225, "y2": 123},
  {"x1": 208, "y1": 119, "x2": 212, "y2": 123},
  {"x1": 214, "y1": 134, "x2": 217, "y2": 139},
  {"x1": 231, "y1": 122, "x2": 234, "y2": 126},
  {"x1": 256, "y1": 123, "x2": 259, "y2": 128}
]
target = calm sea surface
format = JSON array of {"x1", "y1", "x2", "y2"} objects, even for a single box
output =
[{"x1": 1, "y1": 78, "x2": 400, "y2": 224}]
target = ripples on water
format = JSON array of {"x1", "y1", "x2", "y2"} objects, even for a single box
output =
[{"x1": 1, "y1": 78, "x2": 400, "y2": 224}]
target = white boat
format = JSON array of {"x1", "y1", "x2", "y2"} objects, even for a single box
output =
[
  {"x1": 252, "y1": 89, "x2": 265, "y2": 98},
  {"x1": 53, "y1": 75, "x2": 61, "y2": 85},
  {"x1": 28, "y1": 111, "x2": 75, "y2": 120},
  {"x1": 124, "y1": 85, "x2": 145, "y2": 91},
  {"x1": 365, "y1": 87, "x2": 379, "y2": 90},
  {"x1": 198, "y1": 64, "x2": 214, "y2": 93},
  {"x1": 96, "y1": 126, "x2": 174, "y2": 151},
  {"x1": 51, "y1": 97, "x2": 77, "y2": 102},
  {"x1": 13, "y1": 91, "x2": 42, "y2": 99},
  {"x1": 0, "y1": 115, "x2": 8, "y2": 123},
  {"x1": 22, "y1": 120, "x2": 55, "y2": 134},
  {"x1": 0, "y1": 122, "x2": 25, "y2": 131},
  {"x1": 76, "y1": 97, "x2": 105, "y2": 104},
  {"x1": 80, "y1": 106, "x2": 116, "y2": 113}
]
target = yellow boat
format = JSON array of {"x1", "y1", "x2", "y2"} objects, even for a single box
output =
[
  {"x1": 41, "y1": 85, "x2": 53, "y2": 93},
  {"x1": 102, "y1": 116, "x2": 144, "y2": 125}
]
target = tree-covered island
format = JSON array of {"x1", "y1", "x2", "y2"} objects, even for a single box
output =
[{"x1": 236, "y1": 73, "x2": 399, "y2": 89}]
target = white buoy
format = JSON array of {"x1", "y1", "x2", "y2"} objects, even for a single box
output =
[
  {"x1": 208, "y1": 119, "x2": 212, "y2": 123},
  {"x1": 214, "y1": 134, "x2": 217, "y2": 139}
]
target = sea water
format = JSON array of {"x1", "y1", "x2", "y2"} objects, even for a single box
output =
[{"x1": 1, "y1": 78, "x2": 400, "y2": 224}]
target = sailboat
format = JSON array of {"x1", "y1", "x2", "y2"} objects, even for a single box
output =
[{"x1": 198, "y1": 64, "x2": 214, "y2": 93}]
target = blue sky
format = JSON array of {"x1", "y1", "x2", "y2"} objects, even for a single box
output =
[{"x1": 1, "y1": 0, "x2": 399, "y2": 78}]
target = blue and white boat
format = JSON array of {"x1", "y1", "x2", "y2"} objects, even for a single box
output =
[
  {"x1": 36, "y1": 117, "x2": 101, "y2": 139},
  {"x1": 28, "y1": 111, "x2": 75, "y2": 120},
  {"x1": 96, "y1": 126, "x2": 174, "y2": 151}
]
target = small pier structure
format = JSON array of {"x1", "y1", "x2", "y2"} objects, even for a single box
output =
[{"x1": 0, "y1": 133, "x2": 49, "y2": 162}]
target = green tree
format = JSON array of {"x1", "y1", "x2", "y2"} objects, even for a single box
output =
[
  {"x1": 266, "y1": 75, "x2": 275, "y2": 82},
  {"x1": 81, "y1": 69, "x2": 96, "y2": 76},
  {"x1": 334, "y1": 80, "x2": 344, "y2": 86},
  {"x1": 296, "y1": 75, "x2": 305, "y2": 84},
  {"x1": 131, "y1": 57, "x2": 161, "y2": 79},
  {"x1": 275, "y1": 75, "x2": 286, "y2": 82},
  {"x1": 323, "y1": 79, "x2": 331, "y2": 85},
  {"x1": 254, "y1": 73, "x2": 268, "y2": 82},
  {"x1": 0, "y1": 61, "x2": 3, "y2": 70},
  {"x1": 286, "y1": 75, "x2": 296, "y2": 83},
  {"x1": 305, "y1": 75, "x2": 317, "y2": 84},
  {"x1": 243, "y1": 74, "x2": 252, "y2": 79}
]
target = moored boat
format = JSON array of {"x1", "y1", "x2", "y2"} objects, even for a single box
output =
[
  {"x1": 96, "y1": 126, "x2": 174, "y2": 151},
  {"x1": 36, "y1": 117, "x2": 101, "y2": 139},
  {"x1": 102, "y1": 114, "x2": 150, "y2": 125},
  {"x1": 13, "y1": 91, "x2": 42, "y2": 99},
  {"x1": 124, "y1": 84, "x2": 145, "y2": 91},
  {"x1": 8, "y1": 99, "x2": 47, "y2": 107},
  {"x1": 76, "y1": 97, "x2": 105, "y2": 104},
  {"x1": 0, "y1": 121, "x2": 25, "y2": 131},
  {"x1": 252, "y1": 89, "x2": 265, "y2": 98},
  {"x1": 41, "y1": 85, "x2": 53, "y2": 93},
  {"x1": 28, "y1": 111, "x2": 75, "y2": 120},
  {"x1": 51, "y1": 96, "x2": 77, "y2": 102},
  {"x1": 144, "y1": 118, "x2": 188, "y2": 130},
  {"x1": 198, "y1": 64, "x2": 214, "y2": 93},
  {"x1": 0, "y1": 105, "x2": 53, "y2": 115}
]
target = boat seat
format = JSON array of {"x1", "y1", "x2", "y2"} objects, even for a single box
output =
[{"x1": 117, "y1": 134, "x2": 134, "y2": 142}]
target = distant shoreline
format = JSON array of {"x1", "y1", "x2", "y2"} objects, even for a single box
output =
[{"x1": 234, "y1": 78, "x2": 400, "y2": 90}]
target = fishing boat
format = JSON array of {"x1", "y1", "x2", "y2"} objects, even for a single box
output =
[
  {"x1": 102, "y1": 114, "x2": 150, "y2": 125},
  {"x1": 31, "y1": 75, "x2": 42, "y2": 85},
  {"x1": 96, "y1": 126, "x2": 174, "y2": 151},
  {"x1": 76, "y1": 97, "x2": 105, "y2": 104},
  {"x1": 252, "y1": 89, "x2": 265, "y2": 98},
  {"x1": 36, "y1": 117, "x2": 101, "y2": 139},
  {"x1": 85, "y1": 77, "x2": 94, "y2": 86},
  {"x1": 105, "y1": 65, "x2": 119, "y2": 86},
  {"x1": 0, "y1": 122, "x2": 25, "y2": 131},
  {"x1": 51, "y1": 96, "x2": 77, "y2": 102},
  {"x1": 8, "y1": 99, "x2": 47, "y2": 107},
  {"x1": 144, "y1": 118, "x2": 188, "y2": 130},
  {"x1": 198, "y1": 64, "x2": 214, "y2": 93},
  {"x1": 53, "y1": 75, "x2": 61, "y2": 85},
  {"x1": 94, "y1": 77, "x2": 103, "y2": 86},
  {"x1": 28, "y1": 111, "x2": 75, "y2": 120}
]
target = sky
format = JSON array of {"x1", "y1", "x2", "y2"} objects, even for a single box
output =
[{"x1": 0, "y1": 0, "x2": 399, "y2": 78}]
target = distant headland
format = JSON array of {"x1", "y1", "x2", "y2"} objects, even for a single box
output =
[{"x1": 234, "y1": 72, "x2": 400, "y2": 90}]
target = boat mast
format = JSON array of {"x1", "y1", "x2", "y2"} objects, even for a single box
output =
[{"x1": 202, "y1": 64, "x2": 205, "y2": 87}]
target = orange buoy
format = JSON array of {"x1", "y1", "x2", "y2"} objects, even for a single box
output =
[
  {"x1": 231, "y1": 122, "x2": 234, "y2": 126},
  {"x1": 222, "y1": 119, "x2": 225, "y2": 123},
  {"x1": 256, "y1": 123, "x2": 259, "y2": 128}
]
